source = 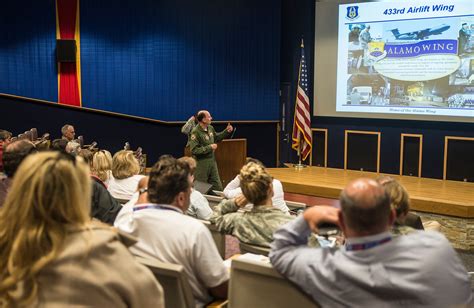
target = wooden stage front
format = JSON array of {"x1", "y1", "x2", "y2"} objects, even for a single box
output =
[{"x1": 267, "y1": 166, "x2": 474, "y2": 218}]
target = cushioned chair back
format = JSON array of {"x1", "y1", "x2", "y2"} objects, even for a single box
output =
[
  {"x1": 199, "y1": 219, "x2": 226, "y2": 259},
  {"x1": 285, "y1": 200, "x2": 306, "y2": 210},
  {"x1": 229, "y1": 258, "x2": 319, "y2": 308},
  {"x1": 238, "y1": 242, "x2": 270, "y2": 257},
  {"x1": 285, "y1": 200, "x2": 306, "y2": 215},
  {"x1": 136, "y1": 256, "x2": 195, "y2": 308},
  {"x1": 76, "y1": 135, "x2": 84, "y2": 147},
  {"x1": 24, "y1": 131, "x2": 33, "y2": 141},
  {"x1": 30, "y1": 128, "x2": 38, "y2": 140},
  {"x1": 204, "y1": 194, "x2": 224, "y2": 208}
]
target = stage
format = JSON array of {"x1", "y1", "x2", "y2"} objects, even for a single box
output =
[{"x1": 268, "y1": 166, "x2": 474, "y2": 218}]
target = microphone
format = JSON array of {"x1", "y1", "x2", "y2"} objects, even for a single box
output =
[{"x1": 230, "y1": 126, "x2": 237, "y2": 139}]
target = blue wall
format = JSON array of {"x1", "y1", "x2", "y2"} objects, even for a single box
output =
[
  {"x1": 0, "y1": 0, "x2": 281, "y2": 121},
  {"x1": 0, "y1": 1, "x2": 57, "y2": 102}
]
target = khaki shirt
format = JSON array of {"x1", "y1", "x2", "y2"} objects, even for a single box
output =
[{"x1": 32, "y1": 222, "x2": 164, "y2": 307}]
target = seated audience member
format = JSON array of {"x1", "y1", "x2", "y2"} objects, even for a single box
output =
[
  {"x1": 91, "y1": 149, "x2": 114, "y2": 186},
  {"x1": 107, "y1": 150, "x2": 144, "y2": 200},
  {"x1": 0, "y1": 129, "x2": 12, "y2": 173},
  {"x1": 0, "y1": 151, "x2": 164, "y2": 307},
  {"x1": 51, "y1": 138, "x2": 68, "y2": 152},
  {"x1": 270, "y1": 178, "x2": 472, "y2": 307},
  {"x1": 115, "y1": 155, "x2": 229, "y2": 307},
  {"x1": 0, "y1": 140, "x2": 36, "y2": 207},
  {"x1": 78, "y1": 148, "x2": 94, "y2": 163},
  {"x1": 114, "y1": 176, "x2": 149, "y2": 225},
  {"x1": 178, "y1": 156, "x2": 213, "y2": 220},
  {"x1": 78, "y1": 149, "x2": 122, "y2": 225},
  {"x1": 211, "y1": 162, "x2": 293, "y2": 248},
  {"x1": 377, "y1": 175, "x2": 416, "y2": 235},
  {"x1": 65, "y1": 141, "x2": 81, "y2": 155},
  {"x1": 223, "y1": 158, "x2": 289, "y2": 214},
  {"x1": 377, "y1": 176, "x2": 441, "y2": 233},
  {"x1": 61, "y1": 124, "x2": 75, "y2": 141}
]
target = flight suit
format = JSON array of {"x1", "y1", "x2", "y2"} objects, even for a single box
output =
[{"x1": 189, "y1": 124, "x2": 230, "y2": 191}]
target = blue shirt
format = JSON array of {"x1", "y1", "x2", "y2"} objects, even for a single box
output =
[{"x1": 270, "y1": 216, "x2": 472, "y2": 307}]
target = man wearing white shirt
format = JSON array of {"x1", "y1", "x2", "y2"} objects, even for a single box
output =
[
  {"x1": 179, "y1": 156, "x2": 213, "y2": 220},
  {"x1": 223, "y1": 158, "x2": 289, "y2": 214},
  {"x1": 270, "y1": 178, "x2": 472, "y2": 307},
  {"x1": 115, "y1": 156, "x2": 228, "y2": 307}
]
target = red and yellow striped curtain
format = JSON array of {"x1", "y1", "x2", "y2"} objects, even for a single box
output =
[{"x1": 56, "y1": 0, "x2": 81, "y2": 106}]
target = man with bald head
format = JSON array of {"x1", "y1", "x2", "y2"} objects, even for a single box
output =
[
  {"x1": 189, "y1": 110, "x2": 233, "y2": 191},
  {"x1": 270, "y1": 178, "x2": 471, "y2": 307}
]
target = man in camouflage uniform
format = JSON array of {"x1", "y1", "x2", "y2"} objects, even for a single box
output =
[{"x1": 189, "y1": 110, "x2": 233, "y2": 191}]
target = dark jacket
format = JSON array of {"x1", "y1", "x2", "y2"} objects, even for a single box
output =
[{"x1": 90, "y1": 176, "x2": 122, "y2": 225}]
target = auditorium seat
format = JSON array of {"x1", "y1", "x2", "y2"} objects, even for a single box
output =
[
  {"x1": 212, "y1": 190, "x2": 226, "y2": 197},
  {"x1": 30, "y1": 127, "x2": 38, "y2": 140},
  {"x1": 238, "y1": 242, "x2": 270, "y2": 256},
  {"x1": 199, "y1": 219, "x2": 226, "y2": 259},
  {"x1": 285, "y1": 200, "x2": 306, "y2": 215},
  {"x1": 77, "y1": 135, "x2": 84, "y2": 147},
  {"x1": 204, "y1": 194, "x2": 224, "y2": 208},
  {"x1": 136, "y1": 256, "x2": 195, "y2": 308},
  {"x1": 136, "y1": 256, "x2": 227, "y2": 308},
  {"x1": 23, "y1": 130, "x2": 33, "y2": 141},
  {"x1": 229, "y1": 257, "x2": 319, "y2": 308}
]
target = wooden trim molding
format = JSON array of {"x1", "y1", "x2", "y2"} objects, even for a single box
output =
[
  {"x1": 444, "y1": 136, "x2": 474, "y2": 180},
  {"x1": 309, "y1": 128, "x2": 328, "y2": 167},
  {"x1": 344, "y1": 130, "x2": 381, "y2": 173},
  {"x1": 400, "y1": 133, "x2": 423, "y2": 177}
]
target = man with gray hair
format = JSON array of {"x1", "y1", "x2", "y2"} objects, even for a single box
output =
[
  {"x1": 270, "y1": 178, "x2": 471, "y2": 307},
  {"x1": 61, "y1": 124, "x2": 75, "y2": 141}
]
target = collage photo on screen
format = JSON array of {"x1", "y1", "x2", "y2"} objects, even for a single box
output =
[{"x1": 337, "y1": 0, "x2": 474, "y2": 117}]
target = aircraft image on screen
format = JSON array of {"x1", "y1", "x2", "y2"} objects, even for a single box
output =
[{"x1": 390, "y1": 24, "x2": 450, "y2": 40}]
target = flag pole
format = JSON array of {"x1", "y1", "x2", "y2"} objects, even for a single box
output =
[
  {"x1": 294, "y1": 133, "x2": 306, "y2": 169},
  {"x1": 294, "y1": 39, "x2": 307, "y2": 170}
]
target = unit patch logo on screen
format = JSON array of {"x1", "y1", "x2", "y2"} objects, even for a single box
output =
[
  {"x1": 346, "y1": 6, "x2": 359, "y2": 20},
  {"x1": 368, "y1": 42, "x2": 387, "y2": 62}
]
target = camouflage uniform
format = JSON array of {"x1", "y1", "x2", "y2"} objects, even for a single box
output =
[
  {"x1": 189, "y1": 124, "x2": 230, "y2": 191},
  {"x1": 391, "y1": 223, "x2": 416, "y2": 237},
  {"x1": 181, "y1": 117, "x2": 197, "y2": 147},
  {"x1": 210, "y1": 199, "x2": 294, "y2": 248}
]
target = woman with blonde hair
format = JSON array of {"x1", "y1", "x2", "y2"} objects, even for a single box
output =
[
  {"x1": 107, "y1": 150, "x2": 145, "y2": 200},
  {"x1": 0, "y1": 152, "x2": 163, "y2": 307},
  {"x1": 91, "y1": 149, "x2": 114, "y2": 185},
  {"x1": 211, "y1": 162, "x2": 293, "y2": 247},
  {"x1": 376, "y1": 176, "x2": 440, "y2": 234}
]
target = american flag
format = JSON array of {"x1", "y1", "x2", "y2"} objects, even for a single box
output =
[{"x1": 292, "y1": 40, "x2": 312, "y2": 160}]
